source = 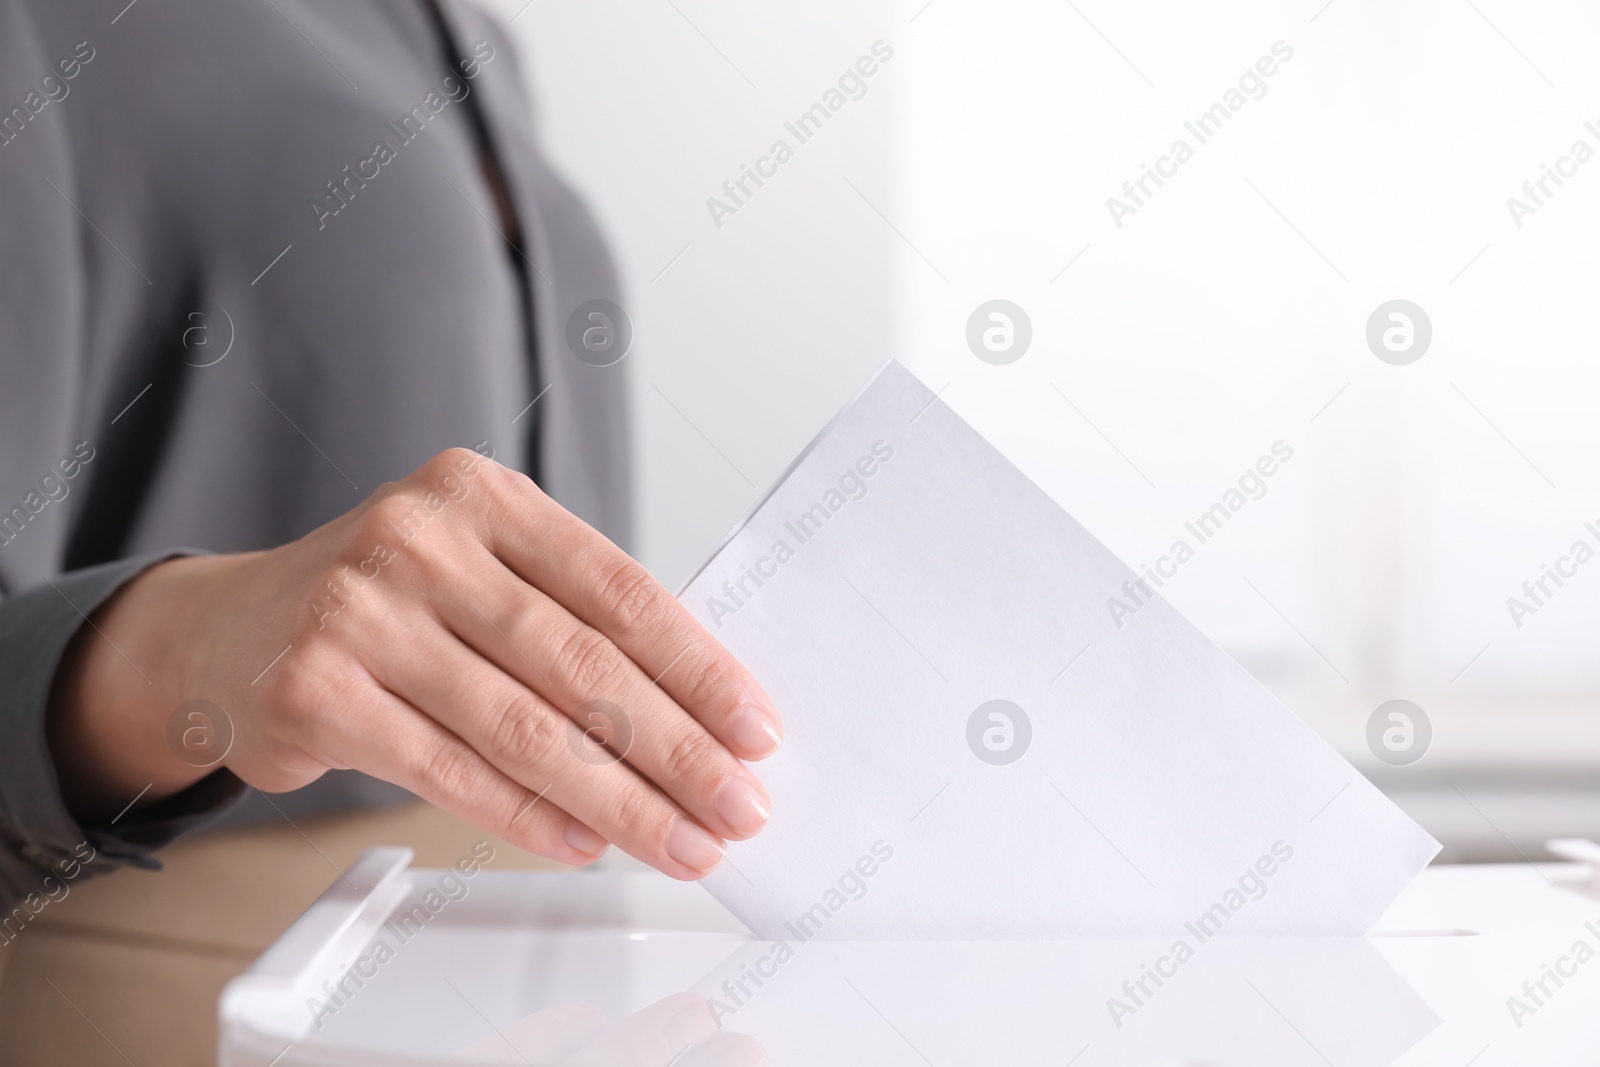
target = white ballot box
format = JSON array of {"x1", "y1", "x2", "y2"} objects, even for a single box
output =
[{"x1": 219, "y1": 846, "x2": 1600, "y2": 1066}]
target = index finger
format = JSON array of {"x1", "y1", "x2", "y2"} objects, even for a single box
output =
[{"x1": 477, "y1": 462, "x2": 784, "y2": 762}]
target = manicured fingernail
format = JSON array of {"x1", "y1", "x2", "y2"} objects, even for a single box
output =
[
  {"x1": 714, "y1": 775, "x2": 772, "y2": 837},
  {"x1": 564, "y1": 819, "x2": 608, "y2": 858},
  {"x1": 666, "y1": 817, "x2": 725, "y2": 873},
  {"x1": 726, "y1": 704, "x2": 782, "y2": 759}
]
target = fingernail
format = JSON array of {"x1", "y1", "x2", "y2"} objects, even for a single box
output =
[
  {"x1": 666, "y1": 817, "x2": 725, "y2": 873},
  {"x1": 726, "y1": 704, "x2": 782, "y2": 759},
  {"x1": 713, "y1": 775, "x2": 771, "y2": 837},
  {"x1": 563, "y1": 819, "x2": 608, "y2": 858}
]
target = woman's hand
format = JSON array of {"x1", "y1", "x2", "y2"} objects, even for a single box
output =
[{"x1": 47, "y1": 449, "x2": 782, "y2": 880}]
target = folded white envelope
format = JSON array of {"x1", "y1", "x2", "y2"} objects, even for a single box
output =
[{"x1": 680, "y1": 360, "x2": 1439, "y2": 939}]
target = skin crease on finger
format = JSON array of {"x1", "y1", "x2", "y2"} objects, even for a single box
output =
[
  {"x1": 470, "y1": 467, "x2": 786, "y2": 750},
  {"x1": 390, "y1": 554, "x2": 777, "y2": 847},
  {"x1": 327, "y1": 545, "x2": 766, "y2": 871},
  {"x1": 43, "y1": 449, "x2": 783, "y2": 883}
]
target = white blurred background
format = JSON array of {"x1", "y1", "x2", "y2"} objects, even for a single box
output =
[{"x1": 481, "y1": 0, "x2": 1600, "y2": 860}]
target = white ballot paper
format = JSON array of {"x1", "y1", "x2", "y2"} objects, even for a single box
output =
[{"x1": 681, "y1": 361, "x2": 1439, "y2": 939}]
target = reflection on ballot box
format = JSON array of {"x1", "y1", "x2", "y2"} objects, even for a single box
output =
[{"x1": 219, "y1": 848, "x2": 1600, "y2": 1066}]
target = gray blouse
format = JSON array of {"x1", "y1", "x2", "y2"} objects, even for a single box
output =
[{"x1": 0, "y1": 0, "x2": 631, "y2": 910}]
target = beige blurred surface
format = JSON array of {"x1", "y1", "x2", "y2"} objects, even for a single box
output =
[{"x1": 0, "y1": 800, "x2": 564, "y2": 1067}]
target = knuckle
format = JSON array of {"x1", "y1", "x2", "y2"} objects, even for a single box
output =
[
  {"x1": 437, "y1": 445, "x2": 482, "y2": 466},
  {"x1": 267, "y1": 648, "x2": 361, "y2": 747},
  {"x1": 595, "y1": 557, "x2": 667, "y2": 638},
  {"x1": 384, "y1": 451, "x2": 484, "y2": 523},
  {"x1": 662, "y1": 729, "x2": 720, "y2": 785},
  {"x1": 556, "y1": 625, "x2": 626, "y2": 696},
  {"x1": 469, "y1": 453, "x2": 515, "y2": 501},
  {"x1": 421, "y1": 449, "x2": 484, "y2": 501},
  {"x1": 490, "y1": 592, "x2": 546, "y2": 658},
  {"x1": 365, "y1": 477, "x2": 406, "y2": 505},
  {"x1": 359, "y1": 490, "x2": 432, "y2": 545},
  {"x1": 269, "y1": 646, "x2": 329, "y2": 715},
  {"x1": 417, "y1": 447, "x2": 478, "y2": 483},
  {"x1": 420, "y1": 739, "x2": 477, "y2": 802},
  {"x1": 488, "y1": 696, "x2": 562, "y2": 770},
  {"x1": 675, "y1": 645, "x2": 737, "y2": 714},
  {"x1": 609, "y1": 784, "x2": 659, "y2": 843}
]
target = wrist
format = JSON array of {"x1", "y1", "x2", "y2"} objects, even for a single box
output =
[{"x1": 46, "y1": 553, "x2": 244, "y2": 821}]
